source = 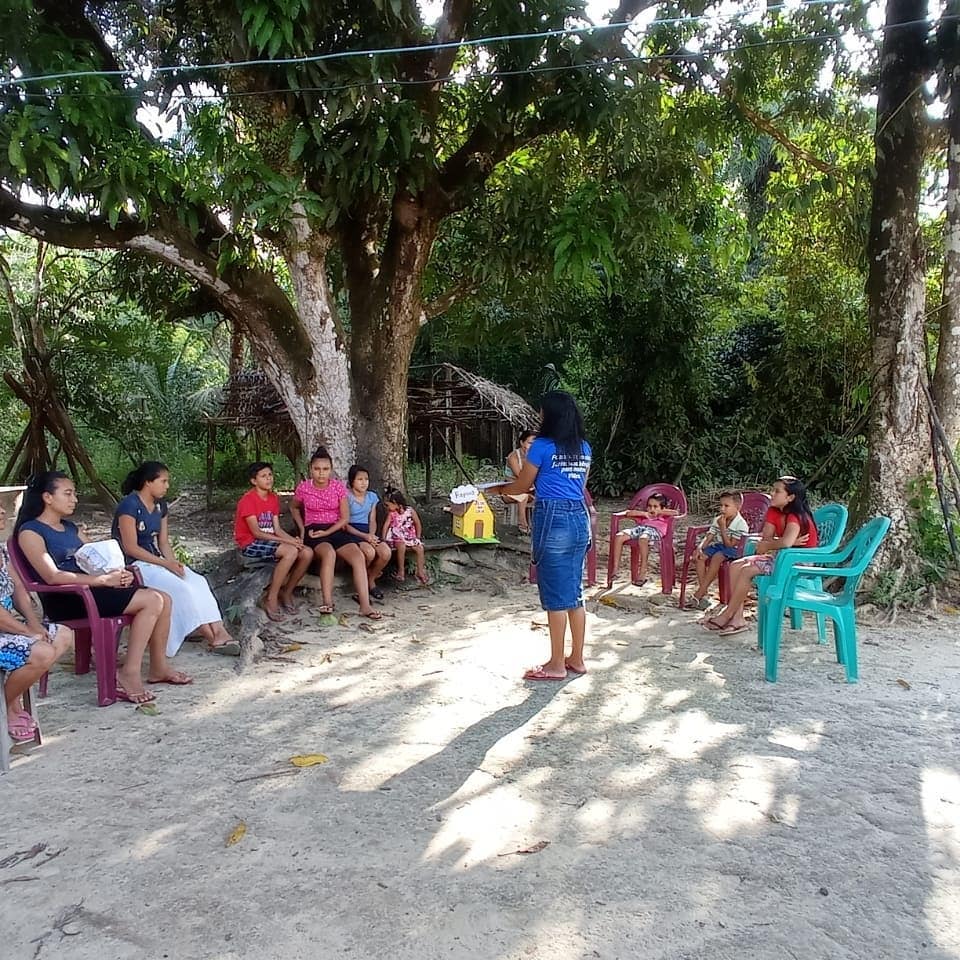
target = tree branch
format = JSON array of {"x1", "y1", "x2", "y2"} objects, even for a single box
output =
[{"x1": 419, "y1": 279, "x2": 475, "y2": 325}]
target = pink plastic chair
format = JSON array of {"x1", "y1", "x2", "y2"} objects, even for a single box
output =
[
  {"x1": 677, "y1": 491, "x2": 771, "y2": 608},
  {"x1": 606, "y1": 484, "x2": 688, "y2": 593},
  {"x1": 7, "y1": 537, "x2": 139, "y2": 707},
  {"x1": 529, "y1": 490, "x2": 599, "y2": 588}
]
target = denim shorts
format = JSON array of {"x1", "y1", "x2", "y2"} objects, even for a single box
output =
[
  {"x1": 703, "y1": 543, "x2": 739, "y2": 560},
  {"x1": 531, "y1": 499, "x2": 591, "y2": 611}
]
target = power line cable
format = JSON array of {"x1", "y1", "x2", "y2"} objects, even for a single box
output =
[
  {"x1": 12, "y1": 32, "x2": 868, "y2": 104},
  {"x1": 2, "y1": 0, "x2": 877, "y2": 87}
]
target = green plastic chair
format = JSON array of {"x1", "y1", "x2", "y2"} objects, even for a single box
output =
[
  {"x1": 753, "y1": 503, "x2": 849, "y2": 645},
  {"x1": 757, "y1": 515, "x2": 891, "y2": 683}
]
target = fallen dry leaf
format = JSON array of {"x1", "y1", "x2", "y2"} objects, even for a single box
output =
[
  {"x1": 225, "y1": 821, "x2": 247, "y2": 847},
  {"x1": 896, "y1": 678, "x2": 911, "y2": 690},
  {"x1": 337, "y1": 613, "x2": 350, "y2": 626},
  {"x1": 135, "y1": 703, "x2": 159, "y2": 716},
  {"x1": 289, "y1": 754, "x2": 329, "y2": 767},
  {"x1": 280, "y1": 642, "x2": 303, "y2": 653},
  {"x1": 498, "y1": 840, "x2": 550, "y2": 857}
]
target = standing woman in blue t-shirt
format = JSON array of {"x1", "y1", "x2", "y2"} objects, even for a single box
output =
[{"x1": 497, "y1": 391, "x2": 592, "y2": 680}]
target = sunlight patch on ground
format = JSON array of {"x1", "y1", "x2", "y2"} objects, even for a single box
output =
[
  {"x1": 689, "y1": 754, "x2": 799, "y2": 838},
  {"x1": 921, "y1": 766, "x2": 960, "y2": 953},
  {"x1": 423, "y1": 774, "x2": 544, "y2": 867},
  {"x1": 640, "y1": 709, "x2": 741, "y2": 761},
  {"x1": 767, "y1": 720, "x2": 825, "y2": 753}
]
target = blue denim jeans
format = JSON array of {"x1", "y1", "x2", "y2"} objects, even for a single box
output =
[{"x1": 532, "y1": 498, "x2": 590, "y2": 611}]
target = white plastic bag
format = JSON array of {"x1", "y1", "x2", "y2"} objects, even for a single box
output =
[{"x1": 74, "y1": 539, "x2": 126, "y2": 576}]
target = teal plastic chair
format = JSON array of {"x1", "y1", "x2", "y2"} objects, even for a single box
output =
[
  {"x1": 753, "y1": 503, "x2": 849, "y2": 645},
  {"x1": 757, "y1": 516, "x2": 891, "y2": 683}
]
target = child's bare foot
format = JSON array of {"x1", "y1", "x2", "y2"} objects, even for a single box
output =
[
  {"x1": 415, "y1": 571, "x2": 431, "y2": 585},
  {"x1": 147, "y1": 669, "x2": 193, "y2": 685},
  {"x1": 564, "y1": 657, "x2": 587, "y2": 675}
]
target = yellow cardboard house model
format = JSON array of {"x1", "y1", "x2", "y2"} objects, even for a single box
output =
[{"x1": 450, "y1": 491, "x2": 498, "y2": 544}]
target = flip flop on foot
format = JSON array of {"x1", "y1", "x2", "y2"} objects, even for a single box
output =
[
  {"x1": 147, "y1": 670, "x2": 193, "y2": 685},
  {"x1": 361, "y1": 609, "x2": 383, "y2": 621},
  {"x1": 7, "y1": 714, "x2": 37, "y2": 741},
  {"x1": 317, "y1": 604, "x2": 335, "y2": 615},
  {"x1": 115, "y1": 685, "x2": 156, "y2": 705},
  {"x1": 701, "y1": 617, "x2": 725, "y2": 631},
  {"x1": 564, "y1": 659, "x2": 587, "y2": 675},
  {"x1": 631, "y1": 577, "x2": 649, "y2": 587},
  {"x1": 523, "y1": 666, "x2": 567, "y2": 681},
  {"x1": 280, "y1": 601, "x2": 299, "y2": 615},
  {"x1": 209, "y1": 639, "x2": 241, "y2": 657},
  {"x1": 719, "y1": 624, "x2": 749, "y2": 636},
  {"x1": 369, "y1": 586, "x2": 385, "y2": 601},
  {"x1": 258, "y1": 601, "x2": 285, "y2": 622}
]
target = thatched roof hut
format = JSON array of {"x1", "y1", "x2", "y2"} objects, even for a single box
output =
[
  {"x1": 406, "y1": 363, "x2": 538, "y2": 433},
  {"x1": 205, "y1": 363, "x2": 537, "y2": 477}
]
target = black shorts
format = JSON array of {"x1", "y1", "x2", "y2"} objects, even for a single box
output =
[
  {"x1": 304, "y1": 527, "x2": 364, "y2": 551},
  {"x1": 40, "y1": 585, "x2": 141, "y2": 622}
]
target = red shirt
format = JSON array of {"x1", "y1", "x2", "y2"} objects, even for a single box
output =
[
  {"x1": 234, "y1": 489, "x2": 280, "y2": 548},
  {"x1": 764, "y1": 506, "x2": 819, "y2": 547},
  {"x1": 294, "y1": 478, "x2": 348, "y2": 527}
]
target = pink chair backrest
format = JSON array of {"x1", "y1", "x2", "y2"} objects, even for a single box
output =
[
  {"x1": 5, "y1": 536, "x2": 41, "y2": 589},
  {"x1": 628, "y1": 483, "x2": 687, "y2": 517},
  {"x1": 739, "y1": 491, "x2": 771, "y2": 533}
]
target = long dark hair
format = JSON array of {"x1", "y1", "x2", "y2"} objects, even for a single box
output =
[
  {"x1": 780, "y1": 477, "x2": 816, "y2": 534},
  {"x1": 347, "y1": 464, "x2": 368, "y2": 488},
  {"x1": 122, "y1": 461, "x2": 168, "y2": 496},
  {"x1": 15, "y1": 471, "x2": 70, "y2": 532},
  {"x1": 538, "y1": 390, "x2": 586, "y2": 459}
]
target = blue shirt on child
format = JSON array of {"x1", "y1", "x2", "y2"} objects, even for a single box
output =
[
  {"x1": 348, "y1": 490, "x2": 379, "y2": 526},
  {"x1": 112, "y1": 492, "x2": 167, "y2": 558},
  {"x1": 527, "y1": 438, "x2": 591, "y2": 500}
]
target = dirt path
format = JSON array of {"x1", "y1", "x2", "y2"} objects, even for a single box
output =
[{"x1": 2, "y1": 554, "x2": 958, "y2": 960}]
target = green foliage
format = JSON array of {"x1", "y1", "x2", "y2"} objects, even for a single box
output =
[{"x1": 906, "y1": 475, "x2": 960, "y2": 584}]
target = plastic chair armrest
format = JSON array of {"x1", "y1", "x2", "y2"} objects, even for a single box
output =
[
  {"x1": 30, "y1": 581, "x2": 100, "y2": 622},
  {"x1": 609, "y1": 513, "x2": 625, "y2": 537},
  {"x1": 792, "y1": 564, "x2": 855, "y2": 578}
]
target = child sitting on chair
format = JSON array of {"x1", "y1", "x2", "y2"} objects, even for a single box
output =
[
  {"x1": 610, "y1": 493, "x2": 679, "y2": 586},
  {"x1": 382, "y1": 488, "x2": 430, "y2": 585},
  {"x1": 685, "y1": 491, "x2": 749, "y2": 610}
]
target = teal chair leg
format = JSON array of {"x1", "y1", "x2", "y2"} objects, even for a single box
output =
[
  {"x1": 832, "y1": 616, "x2": 844, "y2": 665},
  {"x1": 789, "y1": 607, "x2": 802, "y2": 631},
  {"x1": 764, "y1": 605, "x2": 786, "y2": 682},
  {"x1": 837, "y1": 607, "x2": 858, "y2": 682},
  {"x1": 816, "y1": 613, "x2": 827, "y2": 643}
]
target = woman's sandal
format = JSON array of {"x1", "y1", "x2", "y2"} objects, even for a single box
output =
[
  {"x1": 317, "y1": 604, "x2": 335, "y2": 615},
  {"x1": 257, "y1": 599, "x2": 285, "y2": 622},
  {"x1": 208, "y1": 639, "x2": 241, "y2": 657},
  {"x1": 362, "y1": 609, "x2": 383, "y2": 621},
  {"x1": 115, "y1": 684, "x2": 157, "y2": 705},
  {"x1": 7, "y1": 714, "x2": 37, "y2": 742}
]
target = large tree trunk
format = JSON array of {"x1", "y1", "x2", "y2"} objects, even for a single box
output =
[
  {"x1": 344, "y1": 196, "x2": 440, "y2": 488},
  {"x1": 861, "y1": 0, "x2": 932, "y2": 569},
  {"x1": 277, "y1": 212, "x2": 356, "y2": 472},
  {"x1": 932, "y1": 0, "x2": 960, "y2": 448}
]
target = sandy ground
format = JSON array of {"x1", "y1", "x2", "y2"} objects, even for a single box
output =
[{"x1": 2, "y1": 528, "x2": 960, "y2": 960}]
